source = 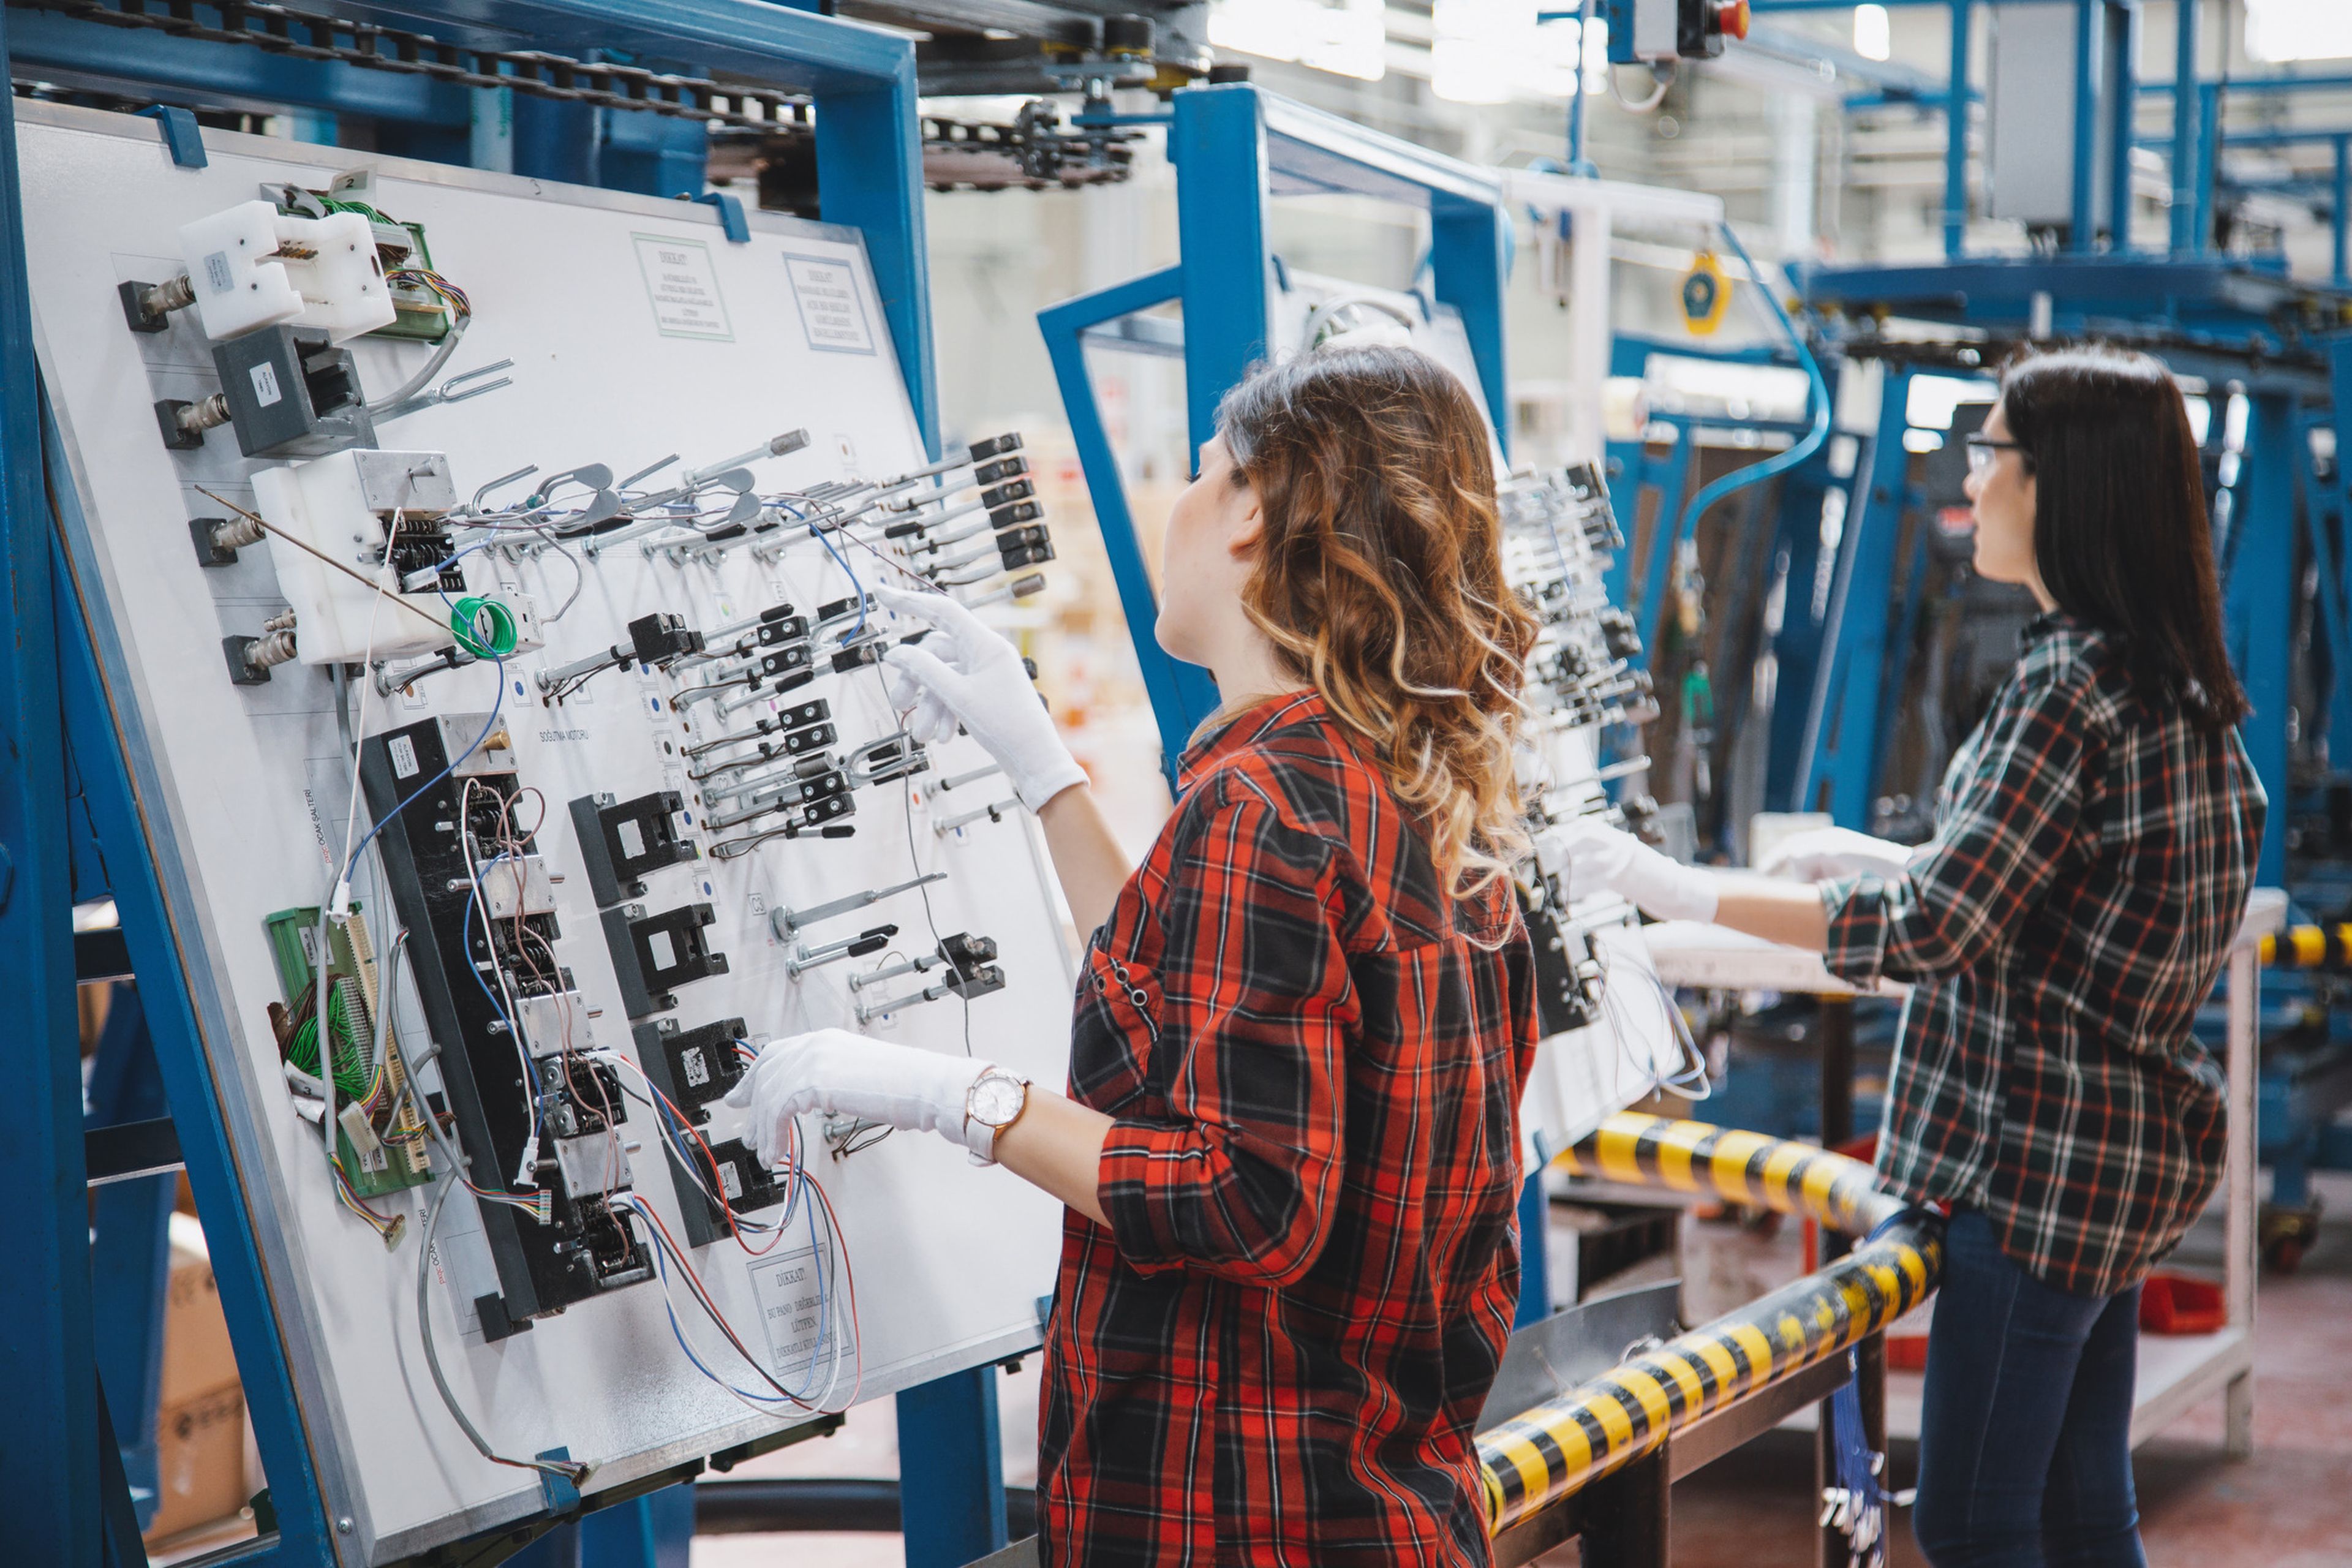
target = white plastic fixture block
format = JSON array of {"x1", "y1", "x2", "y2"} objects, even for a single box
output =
[
  {"x1": 178, "y1": 200, "x2": 396, "y2": 344},
  {"x1": 254, "y1": 449, "x2": 458, "y2": 664}
]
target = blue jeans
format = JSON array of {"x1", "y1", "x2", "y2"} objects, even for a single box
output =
[{"x1": 1912, "y1": 1209, "x2": 2146, "y2": 1568}]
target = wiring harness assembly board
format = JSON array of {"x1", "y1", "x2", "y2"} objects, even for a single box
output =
[{"x1": 31, "y1": 101, "x2": 1076, "y2": 1561}]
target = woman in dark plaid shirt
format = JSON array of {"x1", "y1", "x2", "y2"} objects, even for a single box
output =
[
  {"x1": 1556, "y1": 345, "x2": 2264, "y2": 1568},
  {"x1": 733, "y1": 344, "x2": 1545, "y2": 1564}
]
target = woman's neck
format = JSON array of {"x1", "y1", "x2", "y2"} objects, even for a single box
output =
[{"x1": 1208, "y1": 629, "x2": 1303, "y2": 712}]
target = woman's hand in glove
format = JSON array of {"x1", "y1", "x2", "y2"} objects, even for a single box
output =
[
  {"x1": 1755, "y1": 826, "x2": 1913, "y2": 883},
  {"x1": 723, "y1": 1028, "x2": 995, "y2": 1165},
  {"x1": 1535, "y1": 815, "x2": 1721, "y2": 923},
  {"x1": 873, "y1": 582, "x2": 1088, "y2": 812}
]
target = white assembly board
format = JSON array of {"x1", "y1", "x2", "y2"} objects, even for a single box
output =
[{"x1": 24, "y1": 101, "x2": 1074, "y2": 1563}]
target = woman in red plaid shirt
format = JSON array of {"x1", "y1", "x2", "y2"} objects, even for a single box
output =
[
  {"x1": 733, "y1": 344, "x2": 1545, "y2": 1563},
  {"x1": 1555, "y1": 345, "x2": 2264, "y2": 1568}
]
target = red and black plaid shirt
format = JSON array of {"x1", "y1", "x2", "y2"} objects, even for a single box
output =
[
  {"x1": 1037, "y1": 690, "x2": 1539, "y2": 1566},
  {"x1": 1820, "y1": 612, "x2": 2264, "y2": 1297}
]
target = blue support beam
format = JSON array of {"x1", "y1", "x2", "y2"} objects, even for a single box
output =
[
  {"x1": 7, "y1": 8, "x2": 473, "y2": 126},
  {"x1": 1513, "y1": 1174, "x2": 1551, "y2": 1328},
  {"x1": 0, "y1": 18, "x2": 102, "y2": 1568},
  {"x1": 2227, "y1": 393, "x2": 2296, "y2": 884},
  {"x1": 2069, "y1": 0, "x2": 2098, "y2": 254},
  {"x1": 2104, "y1": 0, "x2": 2138, "y2": 252},
  {"x1": 1795, "y1": 372, "x2": 1914, "y2": 823},
  {"x1": 1171, "y1": 84, "x2": 1273, "y2": 462},
  {"x1": 86, "y1": 992, "x2": 175, "y2": 1534},
  {"x1": 897, "y1": 1368, "x2": 1008, "y2": 1568},
  {"x1": 1039, "y1": 267, "x2": 1224, "y2": 786},
  {"x1": 2170, "y1": 0, "x2": 2201, "y2": 255},
  {"x1": 1944, "y1": 0, "x2": 1972, "y2": 259}
]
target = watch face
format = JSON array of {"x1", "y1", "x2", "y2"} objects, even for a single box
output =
[{"x1": 970, "y1": 1074, "x2": 1025, "y2": 1126}]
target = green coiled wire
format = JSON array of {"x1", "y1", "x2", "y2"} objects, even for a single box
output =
[
  {"x1": 287, "y1": 982, "x2": 372, "y2": 1101},
  {"x1": 450, "y1": 595, "x2": 519, "y2": 659}
]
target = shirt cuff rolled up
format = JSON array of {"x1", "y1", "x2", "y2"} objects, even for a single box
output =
[{"x1": 1820, "y1": 873, "x2": 1892, "y2": 989}]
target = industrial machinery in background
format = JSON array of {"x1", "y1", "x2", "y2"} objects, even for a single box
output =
[{"x1": 1598, "y1": 0, "x2": 2345, "y2": 1266}]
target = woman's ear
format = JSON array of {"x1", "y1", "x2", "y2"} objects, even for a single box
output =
[{"x1": 1225, "y1": 484, "x2": 1265, "y2": 560}]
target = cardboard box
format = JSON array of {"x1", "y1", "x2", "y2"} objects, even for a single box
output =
[
  {"x1": 145, "y1": 1214, "x2": 249, "y2": 1542},
  {"x1": 149, "y1": 1384, "x2": 249, "y2": 1540}
]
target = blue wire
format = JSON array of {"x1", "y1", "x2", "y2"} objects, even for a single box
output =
[
  {"x1": 339, "y1": 657, "x2": 506, "y2": 893},
  {"x1": 810, "y1": 518, "x2": 867, "y2": 645},
  {"x1": 460, "y1": 848, "x2": 543, "y2": 1152},
  {"x1": 1673, "y1": 222, "x2": 1834, "y2": 544}
]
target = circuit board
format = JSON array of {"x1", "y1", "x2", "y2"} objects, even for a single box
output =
[{"x1": 26, "y1": 100, "x2": 1075, "y2": 1563}]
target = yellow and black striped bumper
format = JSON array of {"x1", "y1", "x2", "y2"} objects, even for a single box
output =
[
  {"x1": 2258, "y1": 924, "x2": 2352, "y2": 970},
  {"x1": 1476, "y1": 1114, "x2": 1944, "y2": 1538}
]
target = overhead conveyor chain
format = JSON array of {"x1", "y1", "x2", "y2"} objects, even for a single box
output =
[
  {"x1": 1476, "y1": 1114, "x2": 1945, "y2": 1542},
  {"x1": 9, "y1": 0, "x2": 1137, "y2": 186}
]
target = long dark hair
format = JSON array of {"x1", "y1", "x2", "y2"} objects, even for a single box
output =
[{"x1": 2000, "y1": 345, "x2": 2249, "y2": 729}]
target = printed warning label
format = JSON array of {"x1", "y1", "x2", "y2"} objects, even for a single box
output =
[
  {"x1": 633, "y1": 233, "x2": 734, "y2": 341},
  {"x1": 783, "y1": 254, "x2": 876, "y2": 356},
  {"x1": 747, "y1": 1245, "x2": 827, "y2": 1380}
]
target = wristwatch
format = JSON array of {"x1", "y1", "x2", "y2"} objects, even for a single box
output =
[{"x1": 963, "y1": 1065, "x2": 1032, "y2": 1164}]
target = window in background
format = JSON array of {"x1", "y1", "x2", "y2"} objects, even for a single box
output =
[
  {"x1": 2247, "y1": 0, "x2": 2352, "y2": 63},
  {"x1": 1208, "y1": 0, "x2": 1387, "y2": 81},
  {"x1": 1854, "y1": 4, "x2": 1893, "y2": 62}
]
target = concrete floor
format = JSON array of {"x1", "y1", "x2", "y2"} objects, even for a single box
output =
[
  {"x1": 696, "y1": 1170, "x2": 2352, "y2": 1568},
  {"x1": 1660, "y1": 1169, "x2": 2352, "y2": 1568}
]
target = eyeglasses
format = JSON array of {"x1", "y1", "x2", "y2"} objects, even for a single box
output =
[{"x1": 1964, "y1": 434, "x2": 2030, "y2": 475}]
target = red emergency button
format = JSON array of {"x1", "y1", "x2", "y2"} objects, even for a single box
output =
[{"x1": 1717, "y1": 0, "x2": 1750, "y2": 40}]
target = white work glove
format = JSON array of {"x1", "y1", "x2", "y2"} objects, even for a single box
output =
[
  {"x1": 723, "y1": 1028, "x2": 996, "y2": 1164},
  {"x1": 1536, "y1": 816, "x2": 1720, "y2": 924},
  {"x1": 873, "y1": 582, "x2": 1088, "y2": 813},
  {"x1": 1756, "y1": 826, "x2": 1915, "y2": 883}
]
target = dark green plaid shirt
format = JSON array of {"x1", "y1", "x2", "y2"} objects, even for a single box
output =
[{"x1": 1820, "y1": 613, "x2": 2264, "y2": 1297}]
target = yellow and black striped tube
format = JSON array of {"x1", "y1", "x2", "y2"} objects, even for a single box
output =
[
  {"x1": 1477, "y1": 1114, "x2": 1944, "y2": 1539},
  {"x1": 2258, "y1": 924, "x2": 2352, "y2": 970}
]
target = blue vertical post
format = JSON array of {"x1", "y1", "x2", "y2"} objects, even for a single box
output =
[
  {"x1": 1038, "y1": 270, "x2": 1224, "y2": 783},
  {"x1": 1566, "y1": 0, "x2": 1598, "y2": 175},
  {"x1": 1944, "y1": 0, "x2": 1972, "y2": 259},
  {"x1": 1515, "y1": 1174, "x2": 1552, "y2": 1327},
  {"x1": 2170, "y1": 0, "x2": 2202, "y2": 254},
  {"x1": 602, "y1": 110, "x2": 709, "y2": 200},
  {"x1": 1429, "y1": 198, "x2": 1513, "y2": 462},
  {"x1": 86, "y1": 992, "x2": 176, "y2": 1532},
  {"x1": 2326, "y1": 341, "x2": 2352, "y2": 756},
  {"x1": 2105, "y1": 0, "x2": 2138, "y2": 251},
  {"x1": 2070, "y1": 0, "x2": 2100, "y2": 254},
  {"x1": 897, "y1": 1367, "x2": 1009, "y2": 1568},
  {"x1": 813, "y1": 46, "x2": 940, "y2": 455},
  {"x1": 2193, "y1": 81, "x2": 2222, "y2": 254},
  {"x1": 2226, "y1": 392, "x2": 2293, "y2": 884},
  {"x1": 2335, "y1": 137, "x2": 2350, "y2": 288},
  {"x1": 513, "y1": 94, "x2": 601, "y2": 186},
  {"x1": 1795, "y1": 372, "x2": 1915, "y2": 824},
  {"x1": 579, "y1": 1483, "x2": 694, "y2": 1568},
  {"x1": 0, "y1": 17, "x2": 103, "y2": 1566},
  {"x1": 1172, "y1": 83, "x2": 1274, "y2": 461}
]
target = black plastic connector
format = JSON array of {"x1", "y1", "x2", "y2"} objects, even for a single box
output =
[
  {"x1": 628, "y1": 612, "x2": 704, "y2": 666},
  {"x1": 632, "y1": 1015, "x2": 750, "y2": 1126},
  {"x1": 601, "y1": 902, "x2": 728, "y2": 1019},
  {"x1": 570, "y1": 791, "x2": 699, "y2": 907}
]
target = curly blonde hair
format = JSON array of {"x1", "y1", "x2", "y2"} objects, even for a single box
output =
[{"x1": 1215, "y1": 344, "x2": 1539, "y2": 899}]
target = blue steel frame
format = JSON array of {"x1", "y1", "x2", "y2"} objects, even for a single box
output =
[
  {"x1": 1040, "y1": 81, "x2": 1515, "y2": 785},
  {"x1": 1034, "y1": 83, "x2": 1564, "y2": 1332},
  {"x1": 0, "y1": 6, "x2": 1011, "y2": 1566}
]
